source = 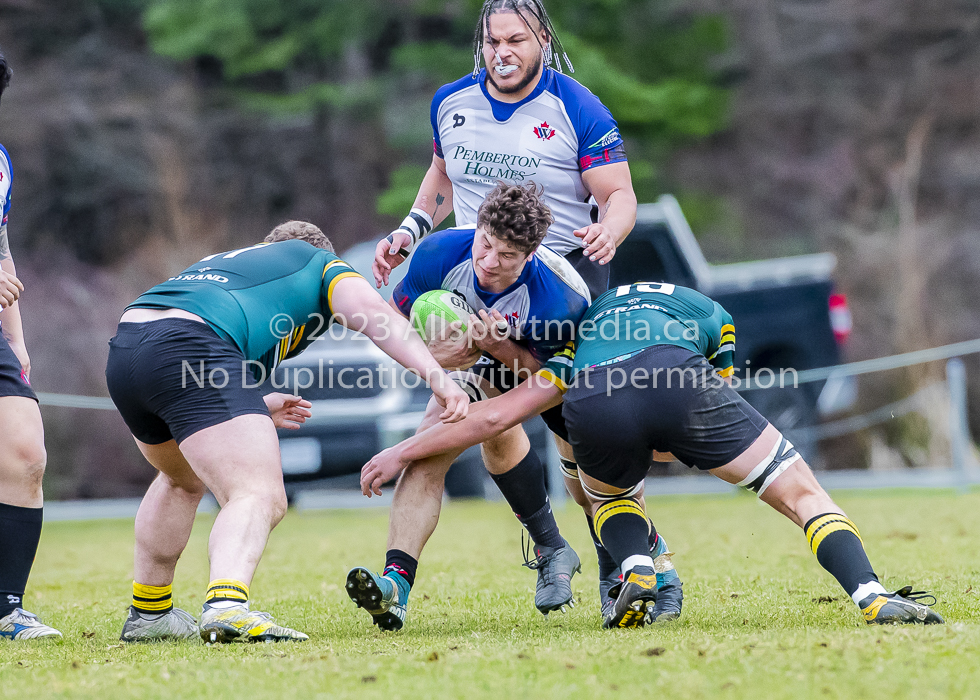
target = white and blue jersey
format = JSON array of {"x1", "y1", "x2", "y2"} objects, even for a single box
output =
[
  {"x1": 393, "y1": 227, "x2": 591, "y2": 364},
  {"x1": 0, "y1": 144, "x2": 11, "y2": 239},
  {"x1": 432, "y1": 68, "x2": 627, "y2": 256}
]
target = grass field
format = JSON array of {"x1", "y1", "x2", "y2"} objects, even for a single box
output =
[{"x1": 2, "y1": 489, "x2": 979, "y2": 699}]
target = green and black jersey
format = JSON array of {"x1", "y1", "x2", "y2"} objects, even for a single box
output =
[
  {"x1": 129, "y1": 240, "x2": 362, "y2": 375},
  {"x1": 537, "y1": 282, "x2": 736, "y2": 392}
]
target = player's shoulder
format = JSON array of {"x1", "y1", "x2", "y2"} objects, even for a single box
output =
[
  {"x1": 542, "y1": 70, "x2": 610, "y2": 112},
  {"x1": 526, "y1": 245, "x2": 590, "y2": 321},
  {"x1": 413, "y1": 226, "x2": 475, "y2": 269},
  {"x1": 432, "y1": 72, "x2": 483, "y2": 110}
]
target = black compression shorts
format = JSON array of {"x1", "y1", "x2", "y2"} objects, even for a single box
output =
[
  {"x1": 562, "y1": 344, "x2": 768, "y2": 488},
  {"x1": 105, "y1": 319, "x2": 270, "y2": 445},
  {"x1": 0, "y1": 332, "x2": 37, "y2": 401}
]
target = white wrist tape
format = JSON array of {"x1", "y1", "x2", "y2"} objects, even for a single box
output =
[{"x1": 395, "y1": 208, "x2": 434, "y2": 250}]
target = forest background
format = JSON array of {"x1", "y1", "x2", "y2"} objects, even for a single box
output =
[{"x1": 0, "y1": 0, "x2": 977, "y2": 498}]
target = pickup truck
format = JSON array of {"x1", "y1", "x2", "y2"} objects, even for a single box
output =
[{"x1": 277, "y1": 195, "x2": 852, "y2": 496}]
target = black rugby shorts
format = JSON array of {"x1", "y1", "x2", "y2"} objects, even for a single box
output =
[
  {"x1": 562, "y1": 344, "x2": 768, "y2": 488},
  {"x1": 105, "y1": 319, "x2": 269, "y2": 445},
  {"x1": 0, "y1": 331, "x2": 37, "y2": 401}
]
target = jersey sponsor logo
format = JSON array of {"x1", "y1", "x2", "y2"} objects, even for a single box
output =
[
  {"x1": 449, "y1": 146, "x2": 540, "y2": 182},
  {"x1": 533, "y1": 121, "x2": 556, "y2": 141},
  {"x1": 168, "y1": 273, "x2": 230, "y2": 283},
  {"x1": 452, "y1": 113, "x2": 466, "y2": 128},
  {"x1": 588, "y1": 128, "x2": 621, "y2": 150}
]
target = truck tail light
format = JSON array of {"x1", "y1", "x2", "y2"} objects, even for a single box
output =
[{"x1": 829, "y1": 293, "x2": 852, "y2": 345}]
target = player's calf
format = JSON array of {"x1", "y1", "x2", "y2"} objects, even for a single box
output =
[{"x1": 731, "y1": 432, "x2": 943, "y2": 625}]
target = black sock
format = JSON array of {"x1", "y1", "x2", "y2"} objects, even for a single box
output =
[
  {"x1": 490, "y1": 447, "x2": 564, "y2": 549},
  {"x1": 594, "y1": 499, "x2": 651, "y2": 569},
  {"x1": 587, "y1": 514, "x2": 618, "y2": 581},
  {"x1": 384, "y1": 549, "x2": 418, "y2": 588},
  {"x1": 0, "y1": 502, "x2": 43, "y2": 618},
  {"x1": 804, "y1": 513, "x2": 878, "y2": 598}
]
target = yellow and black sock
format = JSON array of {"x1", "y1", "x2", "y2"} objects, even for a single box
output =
[
  {"x1": 205, "y1": 579, "x2": 249, "y2": 606},
  {"x1": 594, "y1": 499, "x2": 652, "y2": 571},
  {"x1": 804, "y1": 513, "x2": 879, "y2": 600},
  {"x1": 132, "y1": 582, "x2": 173, "y2": 615}
]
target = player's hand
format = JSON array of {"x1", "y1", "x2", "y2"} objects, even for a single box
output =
[
  {"x1": 0, "y1": 270, "x2": 24, "y2": 309},
  {"x1": 573, "y1": 223, "x2": 617, "y2": 265},
  {"x1": 428, "y1": 374, "x2": 469, "y2": 423},
  {"x1": 372, "y1": 231, "x2": 413, "y2": 288},
  {"x1": 7, "y1": 339, "x2": 30, "y2": 382},
  {"x1": 425, "y1": 319, "x2": 482, "y2": 371},
  {"x1": 263, "y1": 392, "x2": 313, "y2": 430},
  {"x1": 361, "y1": 447, "x2": 409, "y2": 497},
  {"x1": 468, "y1": 309, "x2": 510, "y2": 354}
]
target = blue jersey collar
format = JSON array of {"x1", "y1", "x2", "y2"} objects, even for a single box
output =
[{"x1": 478, "y1": 67, "x2": 552, "y2": 122}]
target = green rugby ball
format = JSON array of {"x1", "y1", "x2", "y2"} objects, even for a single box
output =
[{"x1": 410, "y1": 290, "x2": 474, "y2": 340}]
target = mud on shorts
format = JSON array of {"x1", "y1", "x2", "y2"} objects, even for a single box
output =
[
  {"x1": 562, "y1": 344, "x2": 769, "y2": 489},
  {"x1": 451, "y1": 352, "x2": 569, "y2": 442},
  {"x1": 105, "y1": 319, "x2": 270, "y2": 445},
  {"x1": 0, "y1": 331, "x2": 37, "y2": 401}
]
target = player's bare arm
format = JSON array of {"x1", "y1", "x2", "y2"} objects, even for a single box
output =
[
  {"x1": 387, "y1": 296, "x2": 482, "y2": 371},
  {"x1": 332, "y1": 275, "x2": 469, "y2": 422},
  {"x1": 574, "y1": 162, "x2": 638, "y2": 266},
  {"x1": 360, "y1": 373, "x2": 562, "y2": 496},
  {"x1": 373, "y1": 155, "x2": 455, "y2": 287}
]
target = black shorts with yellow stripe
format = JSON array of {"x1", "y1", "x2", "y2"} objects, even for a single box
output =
[{"x1": 562, "y1": 344, "x2": 767, "y2": 489}]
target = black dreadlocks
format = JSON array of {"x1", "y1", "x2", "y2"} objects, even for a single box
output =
[
  {"x1": 472, "y1": 0, "x2": 573, "y2": 78},
  {"x1": 0, "y1": 48, "x2": 11, "y2": 107}
]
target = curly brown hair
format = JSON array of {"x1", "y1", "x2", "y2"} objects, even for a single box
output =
[
  {"x1": 476, "y1": 182, "x2": 553, "y2": 255},
  {"x1": 264, "y1": 220, "x2": 334, "y2": 252}
]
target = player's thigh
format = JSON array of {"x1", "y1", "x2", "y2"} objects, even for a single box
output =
[
  {"x1": 135, "y1": 438, "x2": 206, "y2": 495},
  {"x1": 177, "y1": 413, "x2": 285, "y2": 507},
  {"x1": 708, "y1": 423, "x2": 828, "y2": 523},
  {"x1": 0, "y1": 396, "x2": 45, "y2": 475}
]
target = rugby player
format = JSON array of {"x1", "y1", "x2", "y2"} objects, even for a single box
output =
[
  {"x1": 0, "y1": 48, "x2": 63, "y2": 641},
  {"x1": 346, "y1": 183, "x2": 589, "y2": 629},
  {"x1": 106, "y1": 221, "x2": 468, "y2": 643},
  {"x1": 370, "y1": 0, "x2": 683, "y2": 621},
  {"x1": 361, "y1": 282, "x2": 944, "y2": 628}
]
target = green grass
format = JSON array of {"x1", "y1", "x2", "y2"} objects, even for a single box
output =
[{"x1": 3, "y1": 490, "x2": 980, "y2": 699}]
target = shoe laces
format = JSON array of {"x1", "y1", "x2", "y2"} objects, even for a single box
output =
[
  {"x1": 521, "y1": 532, "x2": 554, "y2": 576},
  {"x1": 892, "y1": 585, "x2": 937, "y2": 606}
]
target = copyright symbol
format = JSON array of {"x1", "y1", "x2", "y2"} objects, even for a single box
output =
[{"x1": 270, "y1": 313, "x2": 294, "y2": 339}]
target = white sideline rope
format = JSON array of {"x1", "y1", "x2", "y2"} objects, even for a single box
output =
[
  {"x1": 37, "y1": 392, "x2": 116, "y2": 410},
  {"x1": 795, "y1": 337, "x2": 980, "y2": 384},
  {"x1": 35, "y1": 338, "x2": 980, "y2": 412}
]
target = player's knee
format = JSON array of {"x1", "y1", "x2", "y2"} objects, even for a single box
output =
[
  {"x1": 14, "y1": 439, "x2": 46, "y2": 490},
  {"x1": 266, "y1": 489, "x2": 289, "y2": 526}
]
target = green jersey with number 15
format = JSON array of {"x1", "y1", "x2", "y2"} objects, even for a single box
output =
[
  {"x1": 128, "y1": 239, "x2": 362, "y2": 374},
  {"x1": 538, "y1": 283, "x2": 736, "y2": 391}
]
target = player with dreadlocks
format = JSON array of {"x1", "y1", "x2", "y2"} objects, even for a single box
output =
[{"x1": 359, "y1": 0, "x2": 685, "y2": 629}]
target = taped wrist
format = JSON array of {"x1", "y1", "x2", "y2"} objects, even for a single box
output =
[{"x1": 389, "y1": 208, "x2": 434, "y2": 258}]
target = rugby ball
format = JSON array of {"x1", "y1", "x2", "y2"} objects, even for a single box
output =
[{"x1": 410, "y1": 290, "x2": 474, "y2": 340}]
